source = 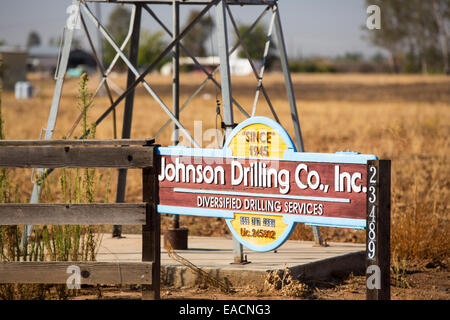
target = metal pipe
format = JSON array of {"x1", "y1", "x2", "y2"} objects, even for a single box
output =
[
  {"x1": 80, "y1": 12, "x2": 116, "y2": 119},
  {"x1": 114, "y1": 4, "x2": 143, "y2": 238},
  {"x1": 23, "y1": 0, "x2": 80, "y2": 243},
  {"x1": 172, "y1": 0, "x2": 180, "y2": 228},
  {"x1": 226, "y1": 5, "x2": 279, "y2": 122},
  {"x1": 215, "y1": 0, "x2": 234, "y2": 131},
  {"x1": 215, "y1": 0, "x2": 244, "y2": 264},
  {"x1": 272, "y1": 3, "x2": 304, "y2": 151},
  {"x1": 250, "y1": 10, "x2": 275, "y2": 117},
  {"x1": 172, "y1": 1, "x2": 180, "y2": 146}
]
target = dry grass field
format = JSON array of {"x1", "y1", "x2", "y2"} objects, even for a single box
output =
[
  {"x1": 1, "y1": 72, "x2": 449, "y2": 260},
  {"x1": 1, "y1": 72, "x2": 449, "y2": 299}
]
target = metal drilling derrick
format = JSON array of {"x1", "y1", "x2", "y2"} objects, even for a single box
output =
[{"x1": 24, "y1": 0, "x2": 323, "y2": 262}]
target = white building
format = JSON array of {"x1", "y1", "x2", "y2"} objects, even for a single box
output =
[{"x1": 160, "y1": 51, "x2": 260, "y2": 76}]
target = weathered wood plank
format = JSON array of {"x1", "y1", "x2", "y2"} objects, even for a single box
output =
[
  {"x1": 142, "y1": 148, "x2": 160, "y2": 300},
  {"x1": 0, "y1": 262, "x2": 153, "y2": 285},
  {"x1": 0, "y1": 146, "x2": 154, "y2": 168},
  {"x1": 0, "y1": 203, "x2": 146, "y2": 225},
  {"x1": 0, "y1": 138, "x2": 154, "y2": 147}
]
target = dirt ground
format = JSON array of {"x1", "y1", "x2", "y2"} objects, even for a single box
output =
[
  {"x1": 68, "y1": 258, "x2": 448, "y2": 300},
  {"x1": 1, "y1": 73, "x2": 448, "y2": 301}
]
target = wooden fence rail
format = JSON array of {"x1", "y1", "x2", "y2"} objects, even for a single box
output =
[
  {"x1": 0, "y1": 262, "x2": 153, "y2": 285},
  {"x1": 0, "y1": 141, "x2": 160, "y2": 300},
  {"x1": 0, "y1": 203, "x2": 147, "y2": 225},
  {"x1": 0, "y1": 138, "x2": 154, "y2": 147},
  {"x1": 0, "y1": 146, "x2": 154, "y2": 168}
]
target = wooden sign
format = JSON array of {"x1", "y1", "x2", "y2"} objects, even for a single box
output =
[{"x1": 157, "y1": 117, "x2": 379, "y2": 252}]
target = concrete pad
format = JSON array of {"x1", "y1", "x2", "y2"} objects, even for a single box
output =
[{"x1": 96, "y1": 234, "x2": 365, "y2": 289}]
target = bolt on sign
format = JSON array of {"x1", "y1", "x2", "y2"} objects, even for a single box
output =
[{"x1": 157, "y1": 117, "x2": 384, "y2": 251}]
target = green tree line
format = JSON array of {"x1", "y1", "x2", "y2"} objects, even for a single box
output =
[{"x1": 365, "y1": 0, "x2": 449, "y2": 74}]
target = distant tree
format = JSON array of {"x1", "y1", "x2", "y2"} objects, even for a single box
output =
[
  {"x1": 103, "y1": 6, "x2": 131, "y2": 70},
  {"x1": 137, "y1": 30, "x2": 169, "y2": 70},
  {"x1": 405, "y1": 1, "x2": 441, "y2": 74},
  {"x1": 336, "y1": 52, "x2": 364, "y2": 62},
  {"x1": 431, "y1": 0, "x2": 449, "y2": 74},
  {"x1": 181, "y1": 10, "x2": 214, "y2": 57},
  {"x1": 370, "y1": 52, "x2": 387, "y2": 64},
  {"x1": 363, "y1": 0, "x2": 407, "y2": 73},
  {"x1": 26, "y1": 31, "x2": 41, "y2": 49},
  {"x1": 364, "y1": 0, "x2": 449, "y2": 74},
  {"x1": 107, "y1": 7, "x2": 132, "y2": 44},
  {"x1": 236, "y1": 23, "x2": 277, "y2": 69}
]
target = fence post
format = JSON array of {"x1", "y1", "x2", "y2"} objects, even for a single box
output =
[
  {"x1": 366, "y1": 160, "x2": 391, "y2": 300},
  {"x1": 142, "y1": 145, "x2": 160, "y2": 300}
]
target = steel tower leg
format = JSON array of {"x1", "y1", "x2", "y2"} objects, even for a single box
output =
[
  {"x1": 22, "y1": 0, "x2": 79, "y2": 245},
  {"x1": 215, "y1": 0, "x2": 245, "y2": 263},
  {"x1": 172, "y1": 0, "x2": 180, "y2": 229},
  {"x1": 273, "y1": 2, "x2": 323, "y2": 246},
  {"x1": 113, "y1": 4, "x2": 142, "y2": 238}
]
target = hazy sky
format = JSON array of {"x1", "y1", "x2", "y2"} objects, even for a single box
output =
[{"x1": 0, "y1": 0, "x2": 380, "y2": 58}]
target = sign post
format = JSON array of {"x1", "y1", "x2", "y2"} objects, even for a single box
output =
[{"x1": 366, "y1": 160, "x2": 391, "y2": 300}]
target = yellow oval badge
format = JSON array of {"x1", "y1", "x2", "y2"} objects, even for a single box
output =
[{"x1": 224, "y1": 117, "x2": 296, "y2": 251}]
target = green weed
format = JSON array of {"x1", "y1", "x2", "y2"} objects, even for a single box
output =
[{"x1": 0, "y1": 73, "x2": 111, "y2": 299}]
